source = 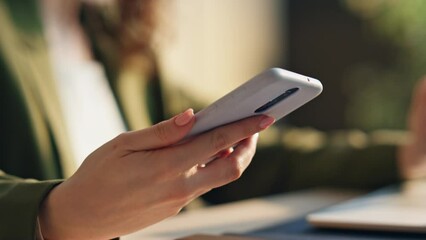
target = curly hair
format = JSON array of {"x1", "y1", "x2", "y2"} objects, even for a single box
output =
[
  {"x1": 81, "y1": 0, "x2": 159, "y2": 74},
  {"x1": 118, "y1": 0, "x2": 158, "y2": 60}
]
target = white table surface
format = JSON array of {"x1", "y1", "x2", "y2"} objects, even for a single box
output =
[{"x1": 123, "y1": 189, "x2": 361, "y2": 240}]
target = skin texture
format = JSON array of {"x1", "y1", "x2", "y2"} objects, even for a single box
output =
[
  {"x1": 38, "y1": 109, "x2": 275, "y2": 239},
  {"x1": 398, "y1": 78, "x2": 426, "y2": 179}
]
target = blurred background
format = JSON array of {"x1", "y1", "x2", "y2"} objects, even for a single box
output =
[{"x1": 157, "y1": 0, "x2": 426, "y2": 132}]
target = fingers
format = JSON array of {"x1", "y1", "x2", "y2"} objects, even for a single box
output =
[
  {"x1": 170, "y1": 115, "x2": 274, "y2": 171},
  {"x1": 119, "y1": 109, "x2": 195, "y2": 151},
  {"x1": 409, "y1": 78, "x2": 426, "y2": 140},
  {"x1": 192, "y1": 134, "x2": 259, "y2": 190}
]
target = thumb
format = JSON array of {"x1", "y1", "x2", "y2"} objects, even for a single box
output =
[{"x1": 122, "y1": 109, "x2": 195, "y2": 151}]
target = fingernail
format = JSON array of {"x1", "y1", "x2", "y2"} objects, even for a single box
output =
[
  {"x1": 175, "y1": 109, "x2": 194, "y2": 126},
  {"x1": 259, "y1": 116, "x2": 275, "y2": 129}
]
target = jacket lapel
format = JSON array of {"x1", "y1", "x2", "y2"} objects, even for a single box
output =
[
  {"x1": 0, "y1": 1, "x2": 76, "y2": 177},
  {"x1": 80, "y1": 4, "x2": 160, "y2": 130}
]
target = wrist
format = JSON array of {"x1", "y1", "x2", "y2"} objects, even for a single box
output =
[
  {"x1": 38, "y1": 183, "x2": 77, "y2": 239},
  {"x1": 38, "y1": 184, "x2": 61, "y2": 239},
  {"x1": 35, "y1": 216, "x2": 45, "y2": 240}
]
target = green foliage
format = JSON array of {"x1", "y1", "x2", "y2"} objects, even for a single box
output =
[{"x1": 343, "y1": 0, "x2": 426, "y2": 130}]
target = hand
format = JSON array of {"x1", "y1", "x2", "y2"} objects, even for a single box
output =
[
  {"x1": 38, "y1": 109, "x2": 275, "y2": 239},
  {"x1": 398, "y1": 78, "x2": 426, "y2": 179}
]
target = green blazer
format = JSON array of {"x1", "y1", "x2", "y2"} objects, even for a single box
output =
[{"x1": 0, "y1": 0, "x2": 402, "y2": 238}]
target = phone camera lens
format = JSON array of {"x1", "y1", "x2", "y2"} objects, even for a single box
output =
[{"x1": 254, "y1": 87, "x2": 299, "y2": 113}]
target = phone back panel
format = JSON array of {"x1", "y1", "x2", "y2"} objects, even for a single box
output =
[{"x1": 187, "y1": 68, "x2": 323, "y2": 137}]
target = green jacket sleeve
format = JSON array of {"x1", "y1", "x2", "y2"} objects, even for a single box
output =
[{"x1": 0, "y1": 170, "x2": 62, "y2": 239}]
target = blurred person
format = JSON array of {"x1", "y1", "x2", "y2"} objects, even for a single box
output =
[
  {"x1": 0, "y1": 0, "x2": 274, "y2": 239},
  {"x1": 1, "y1": 0, "x2": 426, "y2": 240}
]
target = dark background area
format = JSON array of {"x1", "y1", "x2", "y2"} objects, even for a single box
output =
[{"x1": 284, "y1": 0, "x2": 400, "y2": 130}]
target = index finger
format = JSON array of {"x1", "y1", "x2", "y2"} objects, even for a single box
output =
[{"x1": 120, "y1": 109, "x2": 195, "y2": 152}]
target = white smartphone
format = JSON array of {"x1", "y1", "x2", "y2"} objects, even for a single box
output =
[{"x1": 186, "y1": 68, "x2": 323, "y2": 138}]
